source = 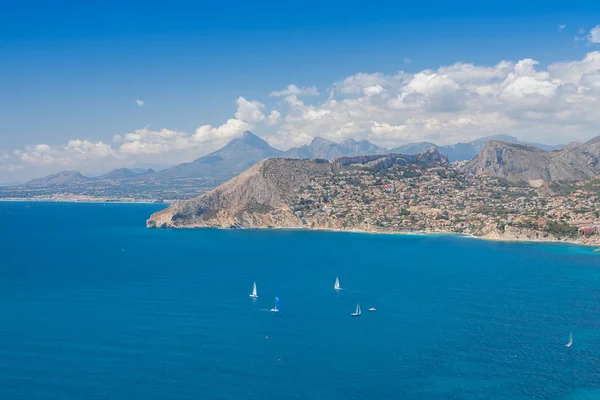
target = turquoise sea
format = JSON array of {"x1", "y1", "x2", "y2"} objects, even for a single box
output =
[{"x1": 1, "y1": 202, "x2": 600, "y2": 399}]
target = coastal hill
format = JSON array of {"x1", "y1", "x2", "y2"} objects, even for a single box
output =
[
  {"x1": 25, "y1": 168, "x2": 155, "y2": 186},
  {"x1": 148, "y1": 144, "x2": 600, "y2": 247},
  {"x1": 147, "y1": 148, "x2": 449, "y2": 229},
  {"x1": 462, "y1": 137, "x2": 600, "y2": 182},
  {"x1": 26, "y1": 170, "x2": 92, "y2": 186}
]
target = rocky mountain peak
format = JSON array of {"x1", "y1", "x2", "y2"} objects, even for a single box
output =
[{"x1": 462, "y1": 140, "x2": 600, "y2": 182}]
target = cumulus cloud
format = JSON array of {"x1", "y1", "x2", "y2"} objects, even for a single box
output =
[
  {"x1": 235, "y1": 97, "x2": 265, "y2": 123},
  {"x1": 193, "y1": 119, "x2": 251, "y2": 144},
  {"x1": 115, "y1": 128, "x2": 191, "y2": 155},
  {"x1": 590, "y1": 25, "x2": 600, "y2": 44},
  {"x1": 267, "y1": 110, "x2": 282, "y2": 125},
  {"x1": 363, "y1": 85, "x2": 386, "y2": 97},
  {"x1": 135, "y1": 99, "x2": 145, "y2": 106},
  {"x1": 114, "y1": 119, "x2": 251, "y2": 157},
  {"x1": 273, "y1": 52, "x2": 600, "y2": 147},
  {"x1": 16, "y1": 140, "x2": 115, "y2": 166},
  {"x1": 5, "y1": 51, "x2": 600, "y2": 181},
  {"x1": 269, "y1": 84, "x2": 320, "y2": 97}
]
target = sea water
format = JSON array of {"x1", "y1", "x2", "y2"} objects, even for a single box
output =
[{"x1": 1, "y1": 202, "x2": 599, "y2": 399}]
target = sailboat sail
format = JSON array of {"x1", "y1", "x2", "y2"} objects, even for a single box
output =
[
  {"x1": 275, "y1": 297, "x2": 280, "y2": 311},
  {"x1": 566, "y1": 333, "x2": 573, "y2": 348},
  {"x1": 334, "y1": 277, "x2": 340, "y2": 290},
  {"x1": 249, "y1": 282, "x2": 258, "y2": 298},
  {"x1": 357, "y1": 304, "x2": 361, "y2": 315}
]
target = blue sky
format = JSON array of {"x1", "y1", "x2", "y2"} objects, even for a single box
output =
[{"x1": 1, "y1": 0, "x2": 600, "y2": 181}]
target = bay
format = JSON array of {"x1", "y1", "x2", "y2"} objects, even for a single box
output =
[{"x1": 1, "y1": 202, "x2": 599, "y2": 399}]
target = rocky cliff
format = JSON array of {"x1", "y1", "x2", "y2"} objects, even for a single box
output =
[
  {"x1": 147, "y1": 158, "x2": 333, "y2": 228},
  {"x1": 147, "y1": 149, "x2": 447, "y2": 229},
  {"x1": 462, "y1": 138, "x2": 600, "y2": 182}
]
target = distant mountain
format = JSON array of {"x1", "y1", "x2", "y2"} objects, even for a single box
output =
[
  {"x1": 16, "y1": 131, "x2": 568, "y2": 195},
  {"x1": 334, "y1": 147, "x2": 448, "y2": 169},
  {"x1": 24, "y1": 168, "x2": 155, "y2": 186},
  {"x1": 283, "y1": 137, "x2": 387, "y2": 159},
  {"x1": 392, "y1": 134, "x2": 561, "y2": 162},
  {"x1": 97, "y1": 168, "x2": 154, "y2": 180},
  {"x1": 462, "y1": 137, "x2": 600, "y2": 182},
  {"x1": 155, "y1": 131, "x2": 283, "y2": 180},
  {"x1": 390, "y1": 142, "x2": 437, "y2": 155},
  {"x1": 26, "y1": 171, "x2": 91, "y2": 186}
]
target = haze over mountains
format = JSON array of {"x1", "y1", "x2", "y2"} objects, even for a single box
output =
[
  {"x1": 4, "y1": 129, "x2": 600, "y2": 202},
  {"x1": 20, "y1": 131, "x2": 562, "y2": 187}
]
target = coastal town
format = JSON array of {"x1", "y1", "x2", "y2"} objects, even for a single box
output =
[{"x1": 289, "y1": 162, "x2": 600, "y2": 245}]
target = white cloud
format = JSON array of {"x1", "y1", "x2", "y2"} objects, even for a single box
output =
[
  {"x1": 589, "y1": 25, "x2": 600, "y2": 44},
  {"x1": 271, "y1": 52, "x2": 600, "y2": 147},
  {"x1": 363, "y1": 85, "x2": 386, "y2": 97},
  {"x1": 17, "y1": 140, "x2": 115, "y2": 166},
  {"x1": 559, "y1": 25, "x2": 566, "y2": 32},
  {"x1": 269, "y1": 84, "x2": 320, "y2": 97},
  {"x1": 193, "y1": 118, "x2": 251, "y2": 145},
  {"x1": 5, "y1": 51, "x2": 600, "y2": 181},
  {"x1": 404, "y1": 57, "x2": 412, "y2": 64},
  {"x1": 235, "y1": 97, "x2": 265, "y2": 123},
  {"x1": 267, "y1": 110, "x2": 281, "y2": 125},
  {"x1": 116, "y1": 128, "x2": 191, "y2": 155},
  {"x1": 135, "y1": 99, "x2": 145, "y2": 106}
]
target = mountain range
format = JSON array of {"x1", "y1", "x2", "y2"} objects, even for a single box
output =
[
  {"x1": 390, "y1": 134, "x2": 559, "y2": 162},
  {"x1": 21, "y1": 131, "x2": 562, "y2": 187},
  {"x1": 462, "y1": 136, "x2": 600, "y2": 182},
  {"x1": 282, "y1": 137, "x2": 388, "y2": 159}
]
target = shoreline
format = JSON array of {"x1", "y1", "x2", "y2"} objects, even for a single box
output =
[
  {"x1": 274, "y1": 227, "x2": 600, "y2": 249},
  {"x1": 0, "y1": 198, "x2": 170, "y2": 205},
  {"x1": 153, "y1": 223, "x2": 600, "y2": 250},
  {"x1": 300, "y1": 227, "x2": 600, "y2": 248},
  {"x1": 3, "y1": 199, "x2": 596, "y2": 249}
]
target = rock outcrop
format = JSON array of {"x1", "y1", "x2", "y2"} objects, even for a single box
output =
[
  {"x1": 147, "y1": 158, "x2": 333, "y2": 229},
  {"x1": 147, "y1": 149, "x2": 448, "y2": 229},
  {"x1": 462, "y1": 138, "x2": 600, "y2": 182},
  {"x1": 283, "y1": 137, "x2": 388, "y2": 159}
]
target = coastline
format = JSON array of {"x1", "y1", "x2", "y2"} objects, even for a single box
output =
[
  {"x1": 0, "y1": 198, "x2": 171, "y2": 205},
  {"x1": 296, "y1": 227, "x2": 600, "y2": 248},
  {"x1": 151, "y1": 222, "x2": 600, "y2": 249},
  {"x1": 278, "y1": 227, "x2": 600, "y2": 249},
  {"x1": 3, "y1": 198, "x2": 595, "y2": 248}
]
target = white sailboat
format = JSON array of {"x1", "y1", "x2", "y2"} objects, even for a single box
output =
[
  {"x1": 368, "y1": 307, "x2": 376, "y2": 312},
  {"x1": 350, "y1": 303, "x2": 361, "y2": 317},
  {"x1": 566, "y1": 333, "x2": 573, "y2": 348},
  {"x1": 249, "y1": 282, "x2": 258, "y2": 299},
  {"x1": 270, "y1": 297, "x2": 280, "y2": 313},
  {"x1": 334, "y1": 277, "x2": 342, "y2": 291}
]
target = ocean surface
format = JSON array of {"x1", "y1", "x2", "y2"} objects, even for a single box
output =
[{"x1": 1, "y1": 202, "x2": 600, "y2": 399}]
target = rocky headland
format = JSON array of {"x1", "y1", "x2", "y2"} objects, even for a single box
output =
[{"x1": 147, "y1": 145, "x2": 600, "y2": 247}]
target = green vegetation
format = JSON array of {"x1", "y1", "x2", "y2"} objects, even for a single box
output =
[{"x1": 545, "y1": 221, "x2": 579, "y2": 238}]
